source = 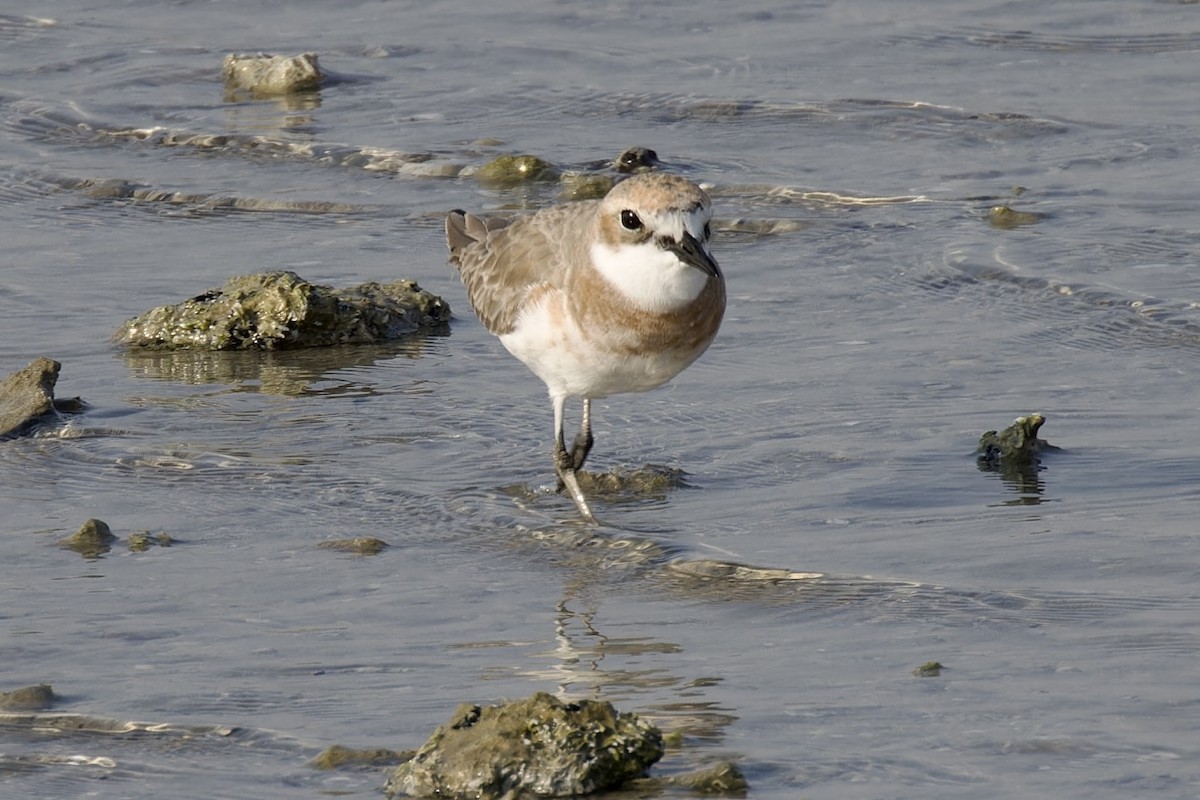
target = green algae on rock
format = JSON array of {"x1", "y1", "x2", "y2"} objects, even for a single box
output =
[
  {"x1": 659, "y1": 760, "x2": 748, "y2": 795},
  {"x1": 912, "y1": 661, "x2": 945, "y2": 678},
  {"x1": 222, "y1": 52, "x2": 323, "y2": 96},
  {"x1": 311, "y1": 744, "x2": 411, "y2": 771},
  {"x1": 557, "y1": 172, "x2": 616, "y2": 201},
  {"x1": 128, "y1": 531, "x2": 174, "y2": 552},
  {"x1": 474, "y1": 154, "x2": 559, "y2": 187},
  {"x1": 317, "y1": 537, "x2": 389, "y2": 556},
  {"x1": 0, "y1": 684, "x2": 56, "y2": 711},
  {"x1": 61, "y1": 518, "x2": 117, "y2": 558},
  {"x1": 0, "y1": 357, "x2": 84, "y2": 438},
  {"x1": 574, "y1": 464, "x2": 687, "y2": 498},
  {"x1": 988, "y1": 204, "x2": 1044, "y2": 229},
  {"x1": 976, "y1": 413, "x2": 1055, "y2": 467},
  {"x1": 116, "y1": 271, "x2": 450, "y2": 350},
  {"x1": 385, "y1": 692, "x2": 663, "y2": 799}
]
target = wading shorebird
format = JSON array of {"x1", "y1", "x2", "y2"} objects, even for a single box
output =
[{"x1": 446, "y1": 172, "x2": 725, "y2": 522}]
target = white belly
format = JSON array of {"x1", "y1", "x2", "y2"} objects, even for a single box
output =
[{"x1": 499, "y1": 298, "x2": 698, "y2": 400}]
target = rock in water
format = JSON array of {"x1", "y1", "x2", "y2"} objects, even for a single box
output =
[
  {"x1": 976, "y1": 412, "x2": 1054, "y2": 467},
  {"x1": 0, "y1": 684, "x2": 55, "y2": 711},
  {"x1": 385, "y1": 692, "x2": 663, "y2": 798},
  {"x1": 115, "y1": 271, "x2": 450, "y2": 350},
  {"x1": 222, "y1": 52, "x2": 323, "y2": 95},
  {"x1": 474, "y1": 154, "x2": 559, "y2": 187},
  {"x1": 60, "y1": 518, "x2": 118, "y2": 558},
  {"x1": 0, "y1": 357, "x2": 79, "y2": 438}
]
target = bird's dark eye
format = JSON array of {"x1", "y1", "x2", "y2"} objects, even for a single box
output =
[
  {"x1": 620, "y1": 209, "x2": 643, "y2": 231},
  {"x1": 703, "y1": 222, "x2": 711, "y2": 240}
]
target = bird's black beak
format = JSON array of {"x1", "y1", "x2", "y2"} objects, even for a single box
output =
[{"x1": 663, "y1": 231, "x2": 721, "y2": 278}]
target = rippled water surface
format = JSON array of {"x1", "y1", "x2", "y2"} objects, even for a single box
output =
[{"x1": 4, "y1": 1, "x2": 1200, "y2": 797}]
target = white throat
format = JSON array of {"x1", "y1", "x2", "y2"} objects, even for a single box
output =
[{"x1": 590, "y1": 240, "x2": 709, "y2": 312}]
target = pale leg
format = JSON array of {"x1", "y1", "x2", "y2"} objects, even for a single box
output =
[
  {"x1": 552, "y1": 394, "x2": 596, "y2": 522},
  {"x1": 570, "y1": 398, "x2": 594, "y2": 471}
]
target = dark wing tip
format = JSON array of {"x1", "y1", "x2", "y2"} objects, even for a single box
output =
[
  {"x1": 446, "y1": 210, "x2": 514, "y2": 261},
  {"x1": 445, "y1": 209, "x2": 472, "y2": 260}
]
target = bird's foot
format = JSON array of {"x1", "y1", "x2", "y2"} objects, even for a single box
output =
[
  {"x1": 569, "y1": 430, "x2": 594, "y2": 472},
  {"x1": 554, "y1": 441, "x2": 597, "y2": 523}
]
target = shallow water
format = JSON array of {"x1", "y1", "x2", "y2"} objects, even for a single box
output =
[{"x1": 4, "y1": 1, "x2": 1200, "y2": 797}]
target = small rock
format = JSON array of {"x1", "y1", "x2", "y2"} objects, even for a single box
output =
[
  {"x1": 663, "y1": 760, "x2": 748, "y2": 795},
  {"x1": 912, "y1": 661, "x2": 945, "y2": 678},
  {"x1": 222, "y1": 52, "x2": 323, "y2": 95},
  {"x1": 385, "y1": 692, "x2": 663, "y2": 799},
  {"x1": 128, "y1": 531, "x2": 173, "y2": 552},
  {"x1": 317, "y1": 537, "x2": 389, "y2": 556},
  {"x1": 0, "y1": 684, "x2": 56, "y2": 711},
  {"x1": 558, "y1": 173, "x2": 615, "y2": 200},
  {"x1": 0, "y1": 357, "x2": 83, "y2": 438},
  {"x1": 976, "y1": 413, "x2": 1054, "y2": 467},
  {"x1": 475, "y1": 154, "x2": 559, "y2": 187},
  {"x1": 575, "y1": 464, "x2": 686, "y2": 498},
  {"x1": 60, "y1": 519, "x2": 118, "y2": 558},
  {"x1": 988, "y1": 205, "x2": 1043, "y2": 229},
  {"x1": 311, "y1": 744, "x2": 411, "y2": 770}
]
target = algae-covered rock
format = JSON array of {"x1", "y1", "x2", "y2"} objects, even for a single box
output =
[
  {"x1": 575, "y1": 464, "x2": 686, "y2": 498},
  {"x1": 988, "y1": 205, "x2": 1043, "y2": 229},
  {"x1": 976, "y1": 413, "x2": 1054, "y2": 467},
  {"x1": 661, "y1": 760, "x2": 748, "y2": 795},
  {"x1": 128, "y1": 531, "x2": 174, "y2": 552},
  {"x1": 557, "y1": 173, "x2": 616, "y2": 201},
  {"x1": 385, "y1": 692, "x2": 663, "y2": 799},
  {"x1": 317, "y1": 537, "x2": 389, "y2": 556},
  {"x1": 0, "y1": 357, "x2": 83, "y2": 438},
  {"x1": 311, "y1": 744, "x2": 411, "y2": 770},
  {"x1": 475, "y1": 154, "x2": 559, "y2": 187},
  {"x1": 60, "y1": 519, "x2": 117, "y2": 558},
  {"x1": 559, "y1": 147, "x2": 661, "y2": 199},
  {"x1": 912, "y1": 661, "x2": 945, "y2": 678},
  {"x1": 0, "y1": 684, "x2": 56, "y2": 711},
  {"x1": 116, "y1": 271, "x2": 450, "y2": 350},
  {"x1": 222, "y1": 52, "x2": 323, "y2": 95}
]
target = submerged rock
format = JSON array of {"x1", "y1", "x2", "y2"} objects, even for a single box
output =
[
  {"x1": 385, "y1": 692, "x2": 662, "y2": 799},
  {"x1": 912, "y1": 661, "x2": 945, "y2": 678},
  {"x1": 976, "y1": 413, "x2": 1054, "y2": 467},
  {"x1": 0, "y1": 684, "x2": 56, "y2": 711},
  {"x1": 976, "y1": 413, "x2": 1059, "y2": 497},
  {"x1": 575, "y1": 464, "x2": 687, "y2": 498},
  {"x1": 0, "y1": 357, "x2": 83, "y2": 438},
  {"x1": 311, "y1": 744, "x2": 411, "y2": 770},
  {"x1": 60, "y1": 519, "x2": 117, "y2": 558},
  {"x1": 659, "y1": 760, "x2": 748, "y2": 795},
  {"x1": 501, "y1": 464, "x2": 687, "y2": 514},
  {"x1": 222, "y1": 52, "x2": 323, "y2": 95},
  {"x1": 116, "y1": 271, "x2": 450, "y2": 350},
  {"x1": 317, "y1": 537, "x2": 389, "y2": 556},
  {"x1": 74, "y1": 177, "x2": 363, "y2": 214},
  {"x1": 128, "y1": 531, "x2": 174, "y2": 552},
  {"x1": 474, "y1": 154, "x2": 559, "y2": 187},
  {"x1": 988, "y1": 205, "x2": 1044, "y2": 229},
  {"x1": 557, "y1": 172, "x2": 617, "y2": 201}
]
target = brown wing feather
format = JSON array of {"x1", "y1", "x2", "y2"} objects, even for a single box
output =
[{"x1": 445, "y1": 203, "x2": 593, "y2": 335}]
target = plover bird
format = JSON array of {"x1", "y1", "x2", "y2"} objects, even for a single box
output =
[{"x1": 446, "y1": 172, "x2": 725, "y2": 522}]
